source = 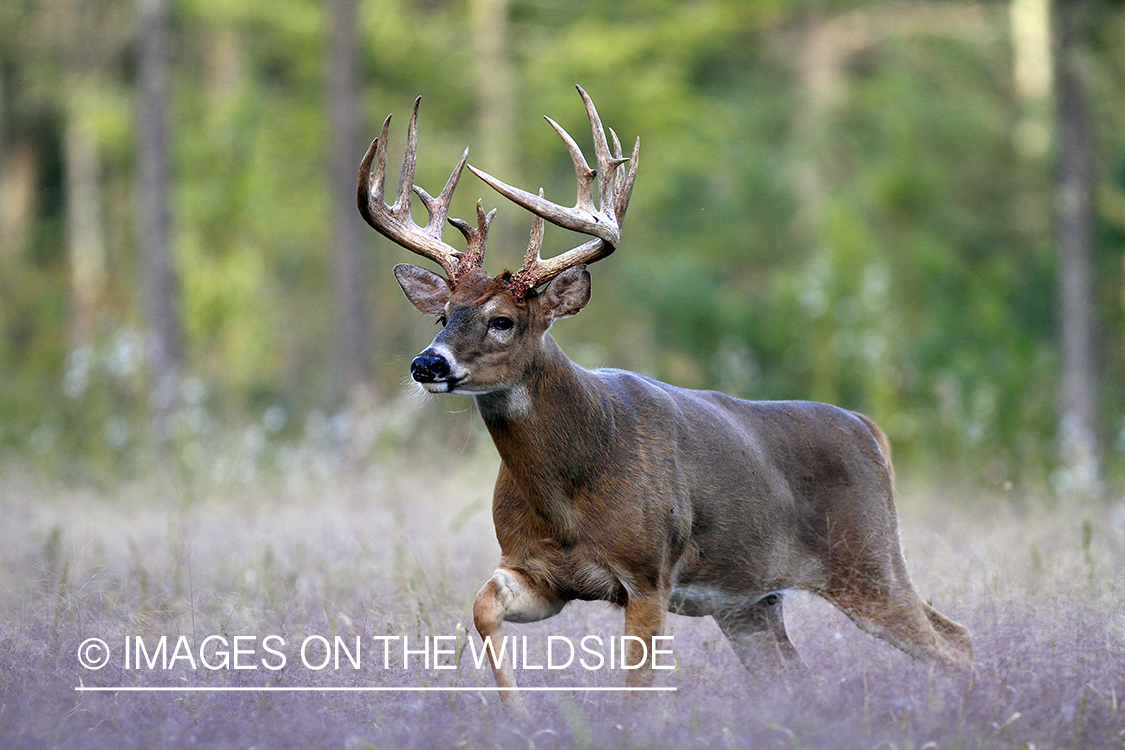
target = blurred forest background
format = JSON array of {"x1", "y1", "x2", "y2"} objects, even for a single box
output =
[{"x1": 1, "y1": 0, "x2": 1123, "y2": 498}]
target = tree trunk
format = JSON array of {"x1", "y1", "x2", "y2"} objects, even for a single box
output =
[
  {"x1": 136, "y1": 0, "x2": 182, "y2": 424},
  {"x1": 1052, "y1": 0, "x2": 1102, "y2": 498},
  {"x1": 327, "y1": 0, "x2": 373, "y2": 398}
]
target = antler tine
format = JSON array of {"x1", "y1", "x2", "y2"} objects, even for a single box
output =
[
  {"x1": 615, "y1": 134, "x2": 641, "y2": 224},
  {"x1": 395, "y1": 97, "x2": 422, "y2": 210},
  {"x1": 575, "y1": 85, "x2": 632, "y2": 219},
  {"x1": 449, "y1": 199, "x2": 496, "y2": 270},
  {"x1": 357, "y1": 114, "x2": 392, "y2": 223},
  {"x1": 543, "y1": 115, "x2": 597, "y2": 219},
  {"x1": 467, "y1": 85, "x2": 639, "y2": 296},
  {"x1": 413, "y1": 147, "x2": 468, "y2": 237},
  {"x1": 607, "y1": 128, "x2": 628, "y2": 198},
  {"x1": 358, "y1": 97, "x2": 488, "y2": 283},
  {"x1": 522, "y1": 190, "x2": 547, "y2": 268}
]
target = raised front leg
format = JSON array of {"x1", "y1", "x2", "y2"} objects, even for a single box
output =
[{"x1": 473, "y1": 565, "x2": 565, "y2": 708}]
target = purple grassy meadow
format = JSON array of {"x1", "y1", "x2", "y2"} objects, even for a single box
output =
[{"x1": 1, "y1": 454, "x2": 1122, "y2": 749}]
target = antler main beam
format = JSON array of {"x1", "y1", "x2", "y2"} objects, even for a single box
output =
[
  {"x1": 357, "y1": 97, "x2": 493, "y2": 286},
  {"x1": 468, "y1": 85, "x2": 639, "y2": 297}
]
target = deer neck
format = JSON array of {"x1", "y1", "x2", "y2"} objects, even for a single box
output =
[{"x1": 474, "y1": 333, "x2": 615, "y2": 515}]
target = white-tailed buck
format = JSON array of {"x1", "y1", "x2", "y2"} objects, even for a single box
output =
[{"x1": 359, "y1": 86, "x2": 972, "y2": 705}]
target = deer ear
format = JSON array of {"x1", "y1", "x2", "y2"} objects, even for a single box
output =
[
  {"x1": 394, "y1": 263, "x2": 451, "y2": 316},
  {"x1": 540, "y1": 265, "x2": 591, "y2": 320}
]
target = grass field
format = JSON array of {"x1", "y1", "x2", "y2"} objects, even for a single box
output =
[{"x1": 1, "y1": 435, "x2": 1123, "y2": 749}]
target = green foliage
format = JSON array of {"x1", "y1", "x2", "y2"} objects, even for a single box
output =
[{"x1": 1, "y1": 0, "x2": 1124, "y2": 491}]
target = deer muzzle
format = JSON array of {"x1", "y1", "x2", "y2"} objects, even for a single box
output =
[{"x1": 410, "y1": 351, "x2": 451, "y2": 384}]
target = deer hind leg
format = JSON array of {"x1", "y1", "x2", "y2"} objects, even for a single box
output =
[
  {"x1": 473, "y1": 565, "x2": 565, "y2": 708},
  {"x1": 921, "y1": 599, "x2": 974, "y2": 665},
  {"x1": 821, "y1": 554, "x2": 973, "y2": 671},
  {"x1": 714, "y1": 593, "x2": 804, "y2": 674}
]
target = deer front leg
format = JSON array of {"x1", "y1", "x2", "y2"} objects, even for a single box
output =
[
  {"x1": 623, "y1": 591, "x2": 669, "y2": 688},
  {"x1": 473, "y1": 565, "x2": 565, "y2": 708}
]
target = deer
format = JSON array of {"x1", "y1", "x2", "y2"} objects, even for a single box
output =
[{"x1": 357, "y1": 86, "x2": 973, "y2": 707}]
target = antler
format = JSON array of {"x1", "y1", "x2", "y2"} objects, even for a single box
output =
[
  {"x1": 468, "y1": 85, "x2": 639, "y2": 297},
  {"x1": 357, "y1": 96, "x2": 494, "y2": 286}
]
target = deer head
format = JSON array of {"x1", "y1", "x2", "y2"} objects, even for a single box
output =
[{"x1": 357, "y1": 86, "x2": 638, "y2": 396}]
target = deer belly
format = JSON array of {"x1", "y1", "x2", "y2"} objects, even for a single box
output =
[{"x1": 667, "y1": 583, "x2": 782, "y2": 618}]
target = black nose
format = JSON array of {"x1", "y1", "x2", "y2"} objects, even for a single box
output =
[{"x1": 411, "y1": 353, "x2": 450, "y2": 383}]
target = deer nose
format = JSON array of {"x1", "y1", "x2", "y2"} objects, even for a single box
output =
[{"x1": 411, "y1": 353, "x2": 451, "y2": 383}]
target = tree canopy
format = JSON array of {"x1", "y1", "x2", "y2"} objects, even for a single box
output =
[{"x1": 1, "y1": 0, "x2": 1123, "y2": 494}]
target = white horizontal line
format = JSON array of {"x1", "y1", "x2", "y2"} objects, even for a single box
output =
[{"x1": 75, "y1": 685, "x2": 677, "y2": 693}]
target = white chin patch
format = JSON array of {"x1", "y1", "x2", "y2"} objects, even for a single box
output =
[{"x1": 419, "y1": 380, "x2": 463, "y2": 394}]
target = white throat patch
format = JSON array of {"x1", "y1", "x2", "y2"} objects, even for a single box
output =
[{"x1": 475, "y1": 384, "x2": 533, "y2": 420}]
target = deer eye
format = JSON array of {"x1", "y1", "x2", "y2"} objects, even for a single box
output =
[
  {"x1": 490, "y1": 316, "x2": 514, "y2": 332},
  {"x1": 436, "y1": 315, "x2": 447, "y2": 327}
]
